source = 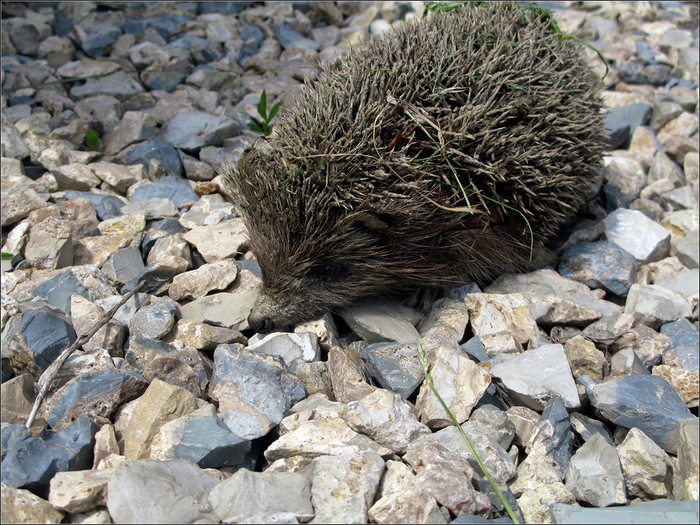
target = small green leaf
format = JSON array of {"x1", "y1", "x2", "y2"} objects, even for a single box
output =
[
  {"x1": 268, "y1": 100, "x2": 283, "y2": 122},
  {"x1": 84, "y1": 129, "x2": 100, "y2": 152},
  {"x1": 248, "y1": 122, "x2": 265, "y2": 134},
  {"x1": 257, "y1": 89, "x2": 268, "y2": 120},
  {"x1": 1, "y1": 252, "x2": 14, "y2": 260}
]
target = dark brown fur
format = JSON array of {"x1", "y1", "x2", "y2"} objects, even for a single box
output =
[{"x1": 225, "y1": 3, "x2": 606, "y2": 332}]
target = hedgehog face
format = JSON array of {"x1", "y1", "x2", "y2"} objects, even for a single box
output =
[{"x1": 247, "y1": 215, "x2": 399, "y2": 333}]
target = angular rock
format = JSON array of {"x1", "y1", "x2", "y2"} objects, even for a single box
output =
[
  {"x1": 106, "y1": 459, "x2": 219, "y2": 524},
  {"x1": 490, "y1": 344, "x2": 580, "y2": 411},
  {"x1": 48, "y1": 469, "x2": 112, "y2": 513},
  {"x1": 485, "y1": 269, "x2": 621, "y2": 325},
  {"x1": 45, "y1": 369, "x2": 147, "y2": 432},
  {"x1": 339, "y1": 296, "x2": 421, "y2": 344},
  {"x1": 128, "y1": 297, "x2": 178, "y2": 340},
  {"x1": 246, "y1": 330, "x2": 320, "y2": 373},
  {"x1": 558, "y1": 241, "x2": 636, "y2": 296},
  {"x1": 604, "y1": 208, "x2": 671, "y2": 263},
  {"x1": 178, "y1": 289, "x2": 259, "y2": 331},
  {"x1": 1, "y1": 416, "x2": 97, "y2": 489},
  {"x1": 343, "y1": 389, "x2": 431, "y2": 455},
  {"x1": 118, "y1": 379, "x2": 199, "y2": 459},
  {"x1": 209, "y1": 469, "x2": 313, "y2": 523},
  {"x1": 617, "y1": 427, "x2": 672, "y2": 500},
  {"x1": 564, "y1": 433, "x2": 627, "y2": 507},
  {"x1": 415, "y1": 343, "x2": 491, "y2": 428},
  {"x1": 167, "y1": 258, "x2": 238, "y2": 301},
  {"x1": 1, "y1": 484, "x2": 64, "y2": 524},
  {"x1": 625, "y1": 283, "x2": 692, "y2": 329},
  {"x1": 210, "y1": 344, "x2": 305, "y2": 440},
  {"x1": 588, "y1": 374, "x2": 694, "y2": 453},
  {"x1": 360, "y1": 342, "x2": 424, "y2": 399},
  {"x1": 150, "y1": 404, "x2": 250, "y2": 468}
]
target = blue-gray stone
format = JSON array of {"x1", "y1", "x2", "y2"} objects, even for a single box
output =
[
  {"x1": 131, "y1": 175, "x2": 197, "y2": 207},
  {"x1": 168, "y1": 35, "x2": 221, "y2": 64},
  {"x1": 236, "y1": 258, "x2": 261, "y2": 279},
  {"x1": 172, "y1": 410, "x2": 251, "y2": 468},
  {"x1": 603, "y1": 102, "x2": 651, "y2": 149},
  {"x1": 530, "y1": 396, "x2": 573, "y2": 476},
  {"x1": 103, "y1": 246, "x2": 145, "y2": 286},
  {"x1": 197, "y1": 2, "x2": 256, "y2": 15},
  {"x1": 212, "y1": 345, "x2": 305, "y2": 440},
  {"x1": 121, "y1": 262, "x2": 181, "y2": 294},
  {"x1": 81, "y1": 31, "x2": 122, "y2": 58},
  {"x1": 558, "y1": 241, "x2": 636, "y2": 296},
  {"x1": 238, "y1": 38, "x2": 260, "y2": 67},
  {"x1": 618, "y1": 62, "x2": 649, "y2": 85},
  {"x1": 360, "y1": 342, "x2": 423, "y2": 399},
  {"x1": 1, "y1": 423, "x2": 31, "y2": 458},
  {"x1": 20, "y1": 308, "x2": 77, "y2": 371},
  {"x1": 550, "y1": 499, "x2": 699, "y2": 524},
  {"x1": 660, "y1": 319, "x2": 699, "y2": 370},
  {"x1": 157, "y1": 111, "x2": 238, "y2": 152},
  {"x1": 53, "y1": 15, "x2": 73, "y2": 38},
  {"x1": 148, "y1": 217, "x2": 187, "y2": 235},
  {"x1": 125, "y1": 337, "x2": 177, "y2": 369},
  {"x1": 603, "y1": 184, "x2": 628, "y2": 213},
  {"x1": 140, "y1": 70, "x2": 187, "y2": 93},
  {"x1": 47, "y1": 370, "x2": 147, "y2": 431},
  {"x1": 273, "y1": 23, "x2": 320, "y2": 51},
  {"x1": 636, "y1": 40, "x2": 666, "y2": 65},
  {"x1": 461, "y1": 336, "x2": 489, "y2": 363},
  {"x1": 117, "y1": 138, "x2": 184, "y2": 178},
  {"x1": 1, "y1": 416, "x2": 97, "y2": 489},
  {"x1": 31, "y1": 270, "x2": 88, "y2": 315},
  {"x1": 646, "y1": 64, "x2": 672, "y2": 87},
  {"x1": 589, "y1": 374, "x2": 694, "y2": 453},
  {"x1": 240, "y1": 25, "x2": 264, "y2": 47},
  {"x1": 122, "y1": 15, "x2": 191, "y2": 41},
  {"x1": 64, "y1": 190, "x2": 124, "y2": 220}
]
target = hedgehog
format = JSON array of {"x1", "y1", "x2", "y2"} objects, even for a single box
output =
[{"x1": 225, "y1": 2, "x2": 606, "y2": 333}]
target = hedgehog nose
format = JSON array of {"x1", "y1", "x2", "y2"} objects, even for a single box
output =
[{"x1": 248, "y1": 311, "x2": 274, "y2": 333}]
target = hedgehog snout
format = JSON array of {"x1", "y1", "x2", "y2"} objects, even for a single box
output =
[{"x1": 248, "y1": 309, "x2": 275, "y2": 333}]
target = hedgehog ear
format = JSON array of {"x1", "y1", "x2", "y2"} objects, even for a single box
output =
[{"x1": 352, "y1": 212, "x2": 391, "y2": 236}]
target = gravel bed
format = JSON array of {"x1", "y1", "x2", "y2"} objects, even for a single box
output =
[{"x1": 1, "y1": 1, "x2": 698, "y2": 524}]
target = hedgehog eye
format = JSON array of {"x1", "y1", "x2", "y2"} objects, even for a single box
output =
[{"x1": 313, "y1": 260, "x2": 342, "y2": 281}]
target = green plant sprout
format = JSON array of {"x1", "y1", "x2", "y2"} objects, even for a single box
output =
[{"x1": 248, "y1": 89, "x2": 283, "y2": 136}]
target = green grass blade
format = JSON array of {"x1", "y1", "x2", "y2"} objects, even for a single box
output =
[{"x1": 417, "y1": 341, "x2": 520, "y2": 524}]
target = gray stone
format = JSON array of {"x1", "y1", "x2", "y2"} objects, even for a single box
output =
[
  {"x1": 150, "y1": 404, "x2": 250, "y2": 468},
  {"x1": 570, "y1": 412, "x2": 614, "y2": 446},
  {"x1": 604, "y1": 103, "x2": 651, "y2": 149},
  {"x1": 102, "y1": 246, "x2": 145, "y2": 286},
  {"x1": 564, "y1": 433, "x2": 627, "y2": 507},
  {"x1": 490, "y1": 344, "x2": 580, "y2": 411},
  {"x1": 485, "y1": 269, "x2": 621, "y2": 325},
  {"x1": 246, "y1": 331, "x2": 320, "y2": 373},
  {"x1": 46, "y1": 369, "x2": 147, "y2": 431},
  {"x1": 604, "y1": 208, "x2": 671, "y2": 263},
  {"x1": 116, "y1": 139, "x2": 184, "y2": 179},
  {"x1": 11, "y1": 307, "x2": 76, "y2": 374},
  {"x1": 558, "y1": 241, "x2": 636, "y2": 296},
  {"x1": 179, "y1": 289, "x2": 258, "y2": 331},
  {"x1": 340, "y1": 296, "x2": 421, "y2": 344},
  {"x1": 625, "y1": 283, "x2": 692, "y2": 329},
  {"x1": 128, "y1": 297, "x2": 178, "y2": 340},
  {"x1": 675, "y1": 230, "x2": 699, "y2": 268},
  {"x1": 70, "y1": 71, "x2": 144, "y2": 101},
  {"x1": 343, "y1": 388, "x2": 431, "y2": 455},
  {"x1": 654, "y1": 268, "x2": 699, "y2": 298},
  {"x1": 527, "y1": 396, "x2": 574, "y2": 477},
  {"x1": 273, "y1": 23, "x2": 320, "y2": 51},
  {"x1": 660, "y1": 319, "x2": 699, "y2": 370},
  {"x1": 588, "y1": 374, "x2": 694, "y2": 453},
  {"x1": 1, "y1": 416, "x2": 97, "y2": 489},
  {"x1": 131, "y1": 175, "x2": 196, "y2": 207},
  {"x1": 210, "y1": 344, "x2": 305, "y2": 440},
  {"x1": 157, "y1": 111, "x2": 238, "y2": 152},
  {"x1": 360, "y1": 342, "x2": 424, "y2": 398},
  {"x1": 209, "y1": 469, "x2": 313, "y2": 523},
  {"x1": 106, "y1": 459, "x2": 219, "y2": 524},
  {"x1": 550, "y1": 499, "x2": 698, "y2": 524},
  {"x1": 64, "y1": 190, "x2": 125, "y2": 221}
]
